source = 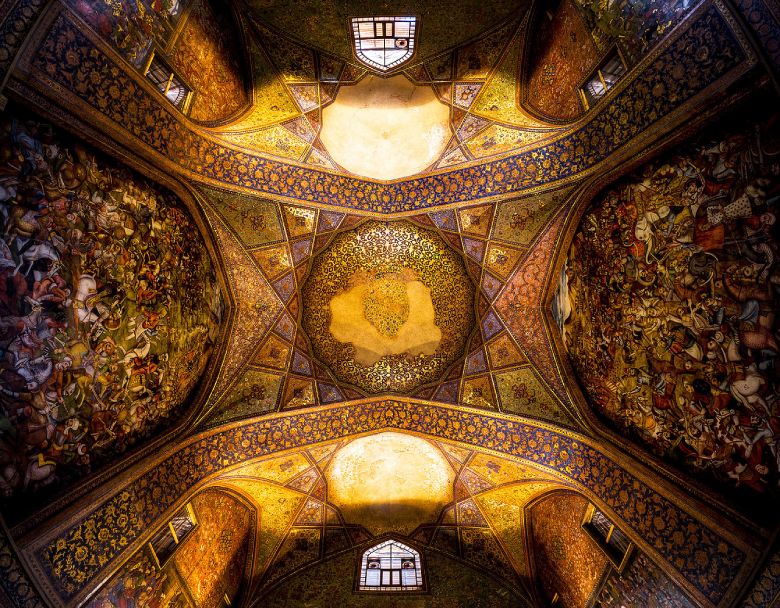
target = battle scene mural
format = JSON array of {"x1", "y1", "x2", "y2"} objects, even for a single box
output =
[
  {"x1": 565, "y1": 102, "x2": 780, "y2": 499},
  {"x1": 0, "y1": 107, "x2": 222, "y2": 506},
  {"x1": 67, "y1": 0, "x2": 184, "y2": 68}
]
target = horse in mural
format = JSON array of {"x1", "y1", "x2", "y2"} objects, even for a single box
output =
[{"x1": 565, "y1": 110, "x2": 780, "y2": 497}]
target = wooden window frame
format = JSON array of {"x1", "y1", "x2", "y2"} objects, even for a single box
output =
[
  {"x1": 581, "y1": 503, "x2": 634, "y2": 572},
  {"x1": 142, "y1": 48, "x2": 195, "y2": 114},
  {"x1": 578, "y1": 47, "x2": 627, "y2": 111},
  {"x1": 148, "y1": 502, "x2": 198, "y2": 569}
]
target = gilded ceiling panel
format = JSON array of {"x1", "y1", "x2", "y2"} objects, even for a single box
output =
[
  {"x1": 170, "y1": 0, "x2": 249, "y2": 123},
  {"x1": 301, "y1": 221, "x2": 475, "y2": 394}
]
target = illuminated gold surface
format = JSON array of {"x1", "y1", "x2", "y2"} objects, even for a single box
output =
[
  {"x1": 326, "y1": 432, "x2": 455, "y2": 535},
  {"x1": 329, "y1": 272, "x2": 441, "y2": 366},
  {"x1": 302, "y1": 221, "x2": 475, "y2": 393},
  {"x1": 219, "y1": 478, "x2": 307, "y2": 572},
  {"x1": 475, "y1": 482, "x2": 559, "y2": 577},
  {"x1": 224, "y1": 452, "x2": 312, "y2": 484},
  {"x1": 319, "y1": 75, "x2": 450, "y2": 180}
]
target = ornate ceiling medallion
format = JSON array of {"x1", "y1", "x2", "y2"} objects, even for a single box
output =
[
  {"x1": 351, "y1": 16, "x2": 417, "y2": 72},
  {"x1": 302, "y1": 221, "x2": 475, "y2": 394}
]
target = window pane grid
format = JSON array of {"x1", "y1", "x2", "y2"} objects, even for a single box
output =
[
  {"x1": 145, "y1": 53, "x2": 191, "y2": 110},
  {"x1": 580, "y1": 50, "x2": 626, "y2": 110},
  {"x1": 359, "y1": 539, "x2": 423, "y2": 591},
  {"x1": 351, "y1": 17, "x2": 416, "y2": 71}
]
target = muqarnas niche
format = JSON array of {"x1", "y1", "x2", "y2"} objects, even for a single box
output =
[
  {"x1": 564, "y1": 100, "x2": 780, "y2": 501},
  {"x1": 0, "y1": 107, "x2": 222, "y2": 508}
]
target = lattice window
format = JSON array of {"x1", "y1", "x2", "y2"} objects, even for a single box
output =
[
  {"x1": 579, "y1": 49, "x2": 626, "y2": 110},
  {"x1": 358, "y1": 539, "x2": 423, "y2": 591},
  {"x1": 351, "y1": 17, "x2": 417, "y2": 72}
]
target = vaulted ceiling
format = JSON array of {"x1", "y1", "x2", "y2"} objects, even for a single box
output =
[{"x1": 0, "y1": 0, "x2": 779, "y2": 607}]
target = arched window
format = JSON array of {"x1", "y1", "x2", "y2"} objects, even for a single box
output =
[
  {"x1": 351, "y1": 17, "x2": 417, "y2": 72},
  {"x1": 359, "y1": 539, "x2": 423, "y2": 591}
]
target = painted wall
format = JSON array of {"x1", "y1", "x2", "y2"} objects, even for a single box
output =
[
  {"x1": 565, "y1": 100, "x2": 780, "y2": 500},
  {"x1": 257, "y1": 548, "x2": 527, "y2": 607},
  {"x1": 0, "y1": 107, "x2": 221, "y2": 507},
  {"x1": 85, "y1": 489, "x2": 252, "y2": 608},
  {"x1": 170, "y1": 0, "x2": 248, "y2": 123},
  {"x1": 529, "y1": 491, "x2": 607, "y2": 607},
  {"x1": 593, "y1": 552, "x2": 696, "y2": 608},
  {"x1": 67, "y1": 0, "x2": 183, "y2": 68},
  {"x1": 525, "y1": 0, "x2": 597, "y2": 120}
]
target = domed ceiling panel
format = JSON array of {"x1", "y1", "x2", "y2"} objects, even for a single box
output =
[
  {"x1": 205, "y1": 435, "x2": 560, "y2": 603},
  {"x1": 318, "y1": 75, "x2": 450, "y2": 180},
  {"x1": 0, "y1": 108, "x2": 222, "y2": 508},
  {"x1": 192, "y1": 185, "x2": 580, "y2": 431},
  {"x1": 563, "y1": 99, "x2": 780, "y2": 499},
  {"x1": 207, "y1": 13, "x2": 560, "y2": 176},
  {"x1": 523, "y1": 0, "x2": 598, "y2": 121},
  {"x1": 326, "y1": 432, "x2": 456, "y2": 535},
  {"x1": 301, "y1": 221, "x2": 475, "y2": 394}
]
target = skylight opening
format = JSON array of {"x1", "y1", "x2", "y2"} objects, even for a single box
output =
[
  {"x1": 358, "y1": 539, "x2": 423, "y2": 591},
  {"x1": 351, "y1": 17, "x2": 417, "y2": 72}
]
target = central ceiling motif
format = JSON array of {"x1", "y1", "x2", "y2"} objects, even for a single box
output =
[{"x1": 302, "y1": 221, "x2": 475, "y2": 393}]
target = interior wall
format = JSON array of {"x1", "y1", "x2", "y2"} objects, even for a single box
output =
[
  {"x1": 524, "y1": 0, "x2": 598, "y2": 120},
  {"x1": 84, "y1": 489, "x2": 253, "y2": 608},
  {"x1": 0, "y1": 104, "x2": 222, "y2": 515},
  {"x1": 256, "y1": 547, "x2": 526, "y2": 608},
  {"x1": 564, "y1": 95, "x2": 780, "y2": 509},
  {"x1": 528, "y1": 490, "x2": 607, "y2": 607}
]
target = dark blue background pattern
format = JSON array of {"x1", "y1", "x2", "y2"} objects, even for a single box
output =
[
  {"x1": 29, "y1": 6, "x2": 746, "y2": 213},
  {"x1": 36, "y1": 400, "x2": 743, "y2": 604}
]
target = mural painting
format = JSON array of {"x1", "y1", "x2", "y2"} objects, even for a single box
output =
[
  {"x1": 0, "y1": 108, "x2": 222, "y2": 505},
  {"x1": 86, "y1": 547, "x2": 192, "y2": 608},
  {"x1": 593, "y1": 552, "x2": 696, "y2": 608},
  {"x1": 170, "y1": 0, "x2": 248, "y2": 123},
  {"x1": 67, "y1": 0, "x2": 184, "y2": 68},
  {"x1": 301, "y1": 221, "x2": 475, "y2": 394},
  {"x1": 565, "y1": 105, "x2": 780, "y2": 498},
  {"x1": 573, "y1": 0, "x2": 694, "y2": 63},
  {"x1": 524, "y1": 0, "x2": 598, "y2": 121},
  {"x1": 529, "y1": 491, "x2": 607, "y2": 607}
]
